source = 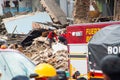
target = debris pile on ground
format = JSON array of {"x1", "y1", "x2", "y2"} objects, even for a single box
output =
[
  {"x1": 0, "y1": 9, "x2": 68, "y2": 70},
  {"x1": 22, "y1": 36, "x2": 68, "y2": 71}
]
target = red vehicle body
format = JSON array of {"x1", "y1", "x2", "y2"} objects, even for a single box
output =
[
  {"x1": 67, "y1": 21, "x2": 120, "y2": 44},
  {"x1": 66, "y1": 21, "x2": 120, "y2": 80}
]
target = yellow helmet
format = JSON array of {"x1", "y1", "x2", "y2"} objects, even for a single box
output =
[{"x1": 34, "y1": 63, "x2": 57, "y2": 78}]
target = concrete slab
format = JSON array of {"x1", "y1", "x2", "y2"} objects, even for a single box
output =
[{"x1": 2, "y1": 12, "x2": 52, "y2": 34}]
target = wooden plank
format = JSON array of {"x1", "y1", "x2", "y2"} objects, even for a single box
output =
[{"x1": 40, "y1": 0, "x2": 67, "y2": 26}]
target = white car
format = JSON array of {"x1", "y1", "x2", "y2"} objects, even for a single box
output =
[{"x1": 0, "y1": 49, "x2": 35, "y2": 80}]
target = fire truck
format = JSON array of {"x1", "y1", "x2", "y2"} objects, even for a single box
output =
[{"x1": 66, "y1": 21, "x2": 120, "y2": 80}]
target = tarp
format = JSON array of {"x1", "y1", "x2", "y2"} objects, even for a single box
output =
[{"x1": 88, "y1": 24, "x2": 120, "y2": 70}]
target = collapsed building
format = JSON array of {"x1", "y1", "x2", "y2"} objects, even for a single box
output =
[
  {"x1": 0, "y1": 0, "x2": 69, "y2": 70},
  {"x1": 23, "y1": 36, "x2": 69, "y2": 71}
]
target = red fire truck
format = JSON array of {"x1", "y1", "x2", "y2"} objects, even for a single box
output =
[{"x1": 66, "y1": 21, "x2": 120, "y2": 80}]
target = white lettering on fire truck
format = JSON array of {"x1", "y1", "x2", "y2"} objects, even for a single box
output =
[
  {"x1": 72, "y1": 31, "x2": 83, "y2": 36},
  {"x1": 107, "y1": 46, "x2": 120, "y2": 54}
]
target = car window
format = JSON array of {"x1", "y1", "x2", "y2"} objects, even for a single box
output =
[
  {"x1": 1, "y1": 51, "x2": 35, "y2": 80},
  {"x1": 0, "y1": 54, "x2": 13, "y2": 80}
]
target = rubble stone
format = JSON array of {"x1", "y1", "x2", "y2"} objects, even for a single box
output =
[{"x1": 22, "y1": 36, "x2": 69, "y2": 71}]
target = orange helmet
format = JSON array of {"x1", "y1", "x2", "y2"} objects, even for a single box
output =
[{"x1": 1, "y1": 45, "x2": 7, "y2": 49}]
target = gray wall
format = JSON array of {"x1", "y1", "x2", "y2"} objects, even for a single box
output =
[{"x1": 56, "y1": 0, "x2": 74, "y2": 18}]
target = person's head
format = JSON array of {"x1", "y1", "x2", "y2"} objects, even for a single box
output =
[
  {"x1": 100, "y1": 55, "x2": 120, "y2": 80},
  {"x1": 30, "y1": 63, "x2": 57, "y2": 80},
  {"x1": 72, "y1": 71, "x2": 80, "y2": 79},
  {"x1": 53, "y1": 30, "x2": 57, "y2": 34}
]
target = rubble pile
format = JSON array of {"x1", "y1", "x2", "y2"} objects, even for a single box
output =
[
  {"x1": 23, "y1": 36, "x2": 69, "y2": 71},
  {"x1": 0, "y1": 9, "x2": 69, "y2": 70}
]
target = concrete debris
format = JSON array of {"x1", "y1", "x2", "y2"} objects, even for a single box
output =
[
  {"x1": 20, "y1": 29, "x2": 48, "y2": 47},
  {"x1": 32, "y1": 22, "x2": 61, "y2": 29},
  {"x1": 2, "y1": 12, "x2": 52, "y2": 34},
  {"x1": 40, "y1": 0, "x2": 67, "y2": 26},
  {"x1": 0, "y1": 3, "x2": 69, "y2": 70},
  {"x1": 21, "y1": 36, "x2": 68, "y2": 71}
]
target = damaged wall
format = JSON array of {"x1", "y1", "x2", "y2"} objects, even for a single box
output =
[
  {"x1": 31, "y1": 0, "x2": 43, "y2": 12},
  {"x1": 40, "y1": 0, "x2": 67, "y2": 26},
  {"x1": 73, "y1": 0, "x2": 90, "y2": 23},
  {"x1": 3, "y1": 0, "x2": 32, "y2": 15},
  {"x1": 114, "y1": 0, "x2": 120, "y2": 20},
  {"x1": 2, "y1": 0, "x2": 42, "y2": 15}
]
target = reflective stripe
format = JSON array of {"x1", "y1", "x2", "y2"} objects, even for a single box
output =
[{"x1": 69, "y1": 55, "x2": 86, "y2": 58}]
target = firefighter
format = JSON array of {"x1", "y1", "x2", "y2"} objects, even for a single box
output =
[
  {"x1": 30, "y1": 63, "x2": 59, "y2": 80},
  {"x1": 72, "y1": 71, "x2": 80, "y2": 79},
  {"x1": 47, "y1": 30, "x2": 58, "y2": 48},
  {"x1": 58, "y1": 31, "x2": 67, "y2": 45}
]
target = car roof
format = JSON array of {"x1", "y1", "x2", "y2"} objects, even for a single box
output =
[{"x1": 0, "y1": 48, "x2": 20, "y2": 53}]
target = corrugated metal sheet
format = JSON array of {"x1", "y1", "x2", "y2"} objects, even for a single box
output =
[{"x1": 3, "y1": 12, "x2": 52, "y2": 34}]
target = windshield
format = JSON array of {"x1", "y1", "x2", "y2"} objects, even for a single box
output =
[{"x1": 0, "y1": 51, "x2": 35, "y2": 80}]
